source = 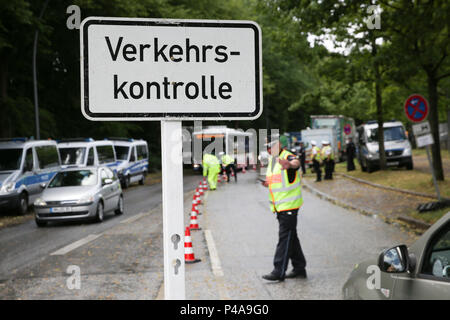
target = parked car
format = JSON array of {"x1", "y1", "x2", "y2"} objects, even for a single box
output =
[
  {"x1": 356, "y1": 120, "x2": 413, "y2": 173},
  {"x1": 0, "y1": 138, "x2": 61, "y2": 214},
  {"x1": 343, "y1": 211, "x2": 450, "y2": 299},
  {"x1": 33, "y1": 166, "x2": 123, "y2": 227},
  {"x1": 109, "y1": 138, "x2": 149, "y2": 188},
  {"x1": 57, "y1": 138, "x2": 119, "y2": 172}
]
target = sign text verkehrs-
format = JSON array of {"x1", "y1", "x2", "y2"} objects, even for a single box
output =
[{"x1": 81, "y1": 18, "x2": 262, "y2": 120}]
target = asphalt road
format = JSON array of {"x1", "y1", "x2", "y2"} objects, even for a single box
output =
[
  {"x1": 0, "y1": 170, "x2": 418, "y2": 300},
  {"x1": 0, "y1": 173, "x2": 201, "y2": 299}
]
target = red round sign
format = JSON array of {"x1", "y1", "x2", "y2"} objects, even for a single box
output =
[
  {"x1": 404, "y1": 94, "x2": 429, "y2": 123},
  {"x1": 344, "y1": 124, "x2": 352, "y2": 135}
]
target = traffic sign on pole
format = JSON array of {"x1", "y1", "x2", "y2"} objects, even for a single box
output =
[
  {"x1": 80, "y1": 17, "x2": 262, "y2": 121},
  {"x1": 404, "y1": 94, "x2": 429, "y2": 123},
  {"x1": 80, "y1": 17, "x2": 262, "y2": 300},
  {"x1": 344, "y1": 124, "x2": 352, "y2": 135}
]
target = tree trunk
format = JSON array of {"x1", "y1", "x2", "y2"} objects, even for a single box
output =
[
  {"x1": 427, "y1": 74, "x2": 444, "y2": 180},
  {"x1": 0, "y1": 59, "x2": 9, "y2": 138}
]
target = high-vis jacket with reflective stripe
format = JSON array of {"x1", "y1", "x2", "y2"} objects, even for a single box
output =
[
  {"x1": 311, "y1": 146, "x2": 322, "y2": 161},
  {"x1": 321, "y1": 145, "x2": 334, "y2": 160},
  {"x1": 221, "y1": 154, "x2": 235, "y2": 166},
  {"x1": 203, "y1": 154, "x2": 221, "y2": 176},
  {"x1": 266, "y1": 150, "x2": 303, "y2": 212}
]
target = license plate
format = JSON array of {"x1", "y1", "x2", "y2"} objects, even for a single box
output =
[
  {"x1": 387, "y1": 161, "x2": 399, "y2": 166},
  {"x1": 50, "y1": 207, "x2": 72, "y2": 213}
]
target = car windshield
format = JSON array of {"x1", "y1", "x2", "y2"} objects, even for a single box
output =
[
  {"x1": 114, "y1": 146, "x2": 129, "y2": 160},
  {"x1": 48, "y1": 170, "x2": 97, "y2": 188},
  {"x1": 367, "y1": 126, "x2": 406, "y2": 143},
  {"x1": 0, "y1": 148, "x2": 23, "y2": 171},
  {"x1": 59, "y1": 147, "x2": 86, "y2": 165},
  {"x1": 312, "y1": 118, "x2": 337, "y2": 129}
]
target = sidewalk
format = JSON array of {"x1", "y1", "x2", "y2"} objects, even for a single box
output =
[{"x1": 302, "y1": 174, "x2": 432, "y2": 231}]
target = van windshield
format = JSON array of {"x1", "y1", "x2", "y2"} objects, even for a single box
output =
[
  {"x1": 114, "y1": 146, "x2": 129, "y2": 160},
  {"x1": 48, "y1": 170, "x2": 97, "y2": 188},
  {"x1": 367, "y1": 126, "x2": 406, "y2": 143},
  {"x1": 59, "y1": 147, "x2": 86, "y2": 165},
  {"x1": 312, "y1": 118, "x2": 337, "y2": 129},
  {"x1": 0, "y1": 149, "x2": 23, "y2": 171}
]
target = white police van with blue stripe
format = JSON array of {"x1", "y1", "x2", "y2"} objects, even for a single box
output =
[
  {"x1": 109, "y1": 138, "x2": 149, "y2": 188},
  {"x1": 57, "y1": 138, "x2": 120, "y2": 173},
  {"x1": 0, "y1": 138, "x2": 61, "y2": 214}
]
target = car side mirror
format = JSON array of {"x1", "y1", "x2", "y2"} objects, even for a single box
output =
[
  {"x1": 443, "y1": 266, "x2": 450, "y2": 278},
  {"x1": 378, "y1": 245, "x2": 414, "y2": 273},
  {"x1": 102, "y1": 178, "x2": 113, "y2": 186},
  {"x1": 40, "y1": 183, "x2": 47, "y2": 189}
]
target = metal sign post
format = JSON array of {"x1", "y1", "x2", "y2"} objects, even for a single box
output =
[
  {"x1": 80, "y1": 17, "x2": 262, "y2": 300},
  {"x1": 161, "y1": 120, "x2": 185, "y2": 299},
  {"x1": 412, "y1": 120, "x2": 441, "y2": 200}
]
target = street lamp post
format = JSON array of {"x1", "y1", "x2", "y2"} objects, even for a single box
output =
[{"x1": 32, "y1": 0, "x2": 50, "y2": 140}]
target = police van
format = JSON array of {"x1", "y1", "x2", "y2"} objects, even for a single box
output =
[
  {"x1": 0, "y1": 138, "x2": 61, "y2": 214},
  {"x1": 57, "y1": 138, "x2": 119, "y2": 172},
  {"x1": 356, "y1": 120, "x2": 413, "y2": 173},
  {"x1": 109, "y1": 138, "x2": 149, "y2": 188}
]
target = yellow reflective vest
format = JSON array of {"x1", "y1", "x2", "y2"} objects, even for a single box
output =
[
  {"x1": 221, "y1": 154, "x2": 235, "y2": 166},
  {"x1": 311, "y1": 146, "x2": 321, "y2": 161},
  {"x1": 321, "y1": 145, "x2": 334, "y2": 160},
  {"x1": 266, "y1": 150, "x2": 303, "y2": 213},
  {"x1": 202, "y1": 154, "x2": 221, "y2": 176}
]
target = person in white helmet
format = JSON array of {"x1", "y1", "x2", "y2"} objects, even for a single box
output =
[
  {"x1": 310, "y1": 140, "x2": 322, "y2": 182},
  {"x1": 321, "y1": 141, "x2": 334, "y2": 180}
]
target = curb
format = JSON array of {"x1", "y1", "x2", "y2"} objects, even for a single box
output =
[
  {"x1": 302, "y1": 179, "x2": 430, "y2": 234},
  {"x1": 336, "y1": 173, "x2": 439, "y2": 200}
]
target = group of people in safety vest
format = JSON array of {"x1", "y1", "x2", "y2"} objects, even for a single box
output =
[
  {"x1": 310, "y1": 140, "x2": 335, "y2": 182},
  {"x1": 202, "y1": 152, "x2": 237, "y2": 190}
]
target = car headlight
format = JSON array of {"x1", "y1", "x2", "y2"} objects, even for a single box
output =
[
  {"x1": 402, "y1": 148, "x2": 411, "y2": 156},
  {"x1": 34, "y1": 198, "x2": 47, "y2": 206},
  {"x1": 76, "y1": 196, "x2": 94, "y2": 205},
  {"x1": 0, "y1": 182, "x2": 15, "y2": 194}
]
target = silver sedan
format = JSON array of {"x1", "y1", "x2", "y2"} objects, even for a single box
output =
[{"x1": 34, "y1": 166, "x2": 123, "y2": 227}]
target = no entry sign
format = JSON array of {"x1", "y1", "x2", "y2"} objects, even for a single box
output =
[
  {"x1": 80, "y1": 17, "x2": 262, "y2": 120},
  {"x1": 404, "y1": 94, "x2": 429, "y2": 123}
]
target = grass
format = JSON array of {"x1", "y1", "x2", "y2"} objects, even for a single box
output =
[
  {"x1": 409, "y1": 207, "x2": 450, "y2": 225},
  {"x1": 412, "y1": 148, "x2": 450, "y2": 159},
  {"x1": 334, "y1": 161, "x2": 450, "y2": 198}
]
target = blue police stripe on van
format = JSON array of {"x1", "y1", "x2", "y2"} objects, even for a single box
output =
[{"x1": 14, "y1": 171, "x2": 58, "y2": 189}]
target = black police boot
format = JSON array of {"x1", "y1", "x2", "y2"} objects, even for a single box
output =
[
  {"x1": 285, "y1": 269, "x2": 307, "y2": 279},
  {"x1": 262, "y1": 272, "x2": 285, "y2": 282}
]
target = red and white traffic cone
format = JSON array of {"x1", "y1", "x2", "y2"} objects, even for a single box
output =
[
  {"x1": 199, "y1": 187, "x2": 204, "y2": 196},
  {"x1": 194, "y1": 191, "x2": 201, "y2": 204},
  {"x1": 218, "y1": 175, "x2": 222, "y2": 183},
  {"x1": 242, "y1": 167, "x2": 246, "y2": 174},
  {"x1": 188, "y1": 209, "x2": 201, "y2": 230},
  {"x1": 253, "y1": 164, "x2": 257, "y2": 171},
  {"x1": 185, "y1": 227, "x2": 201, "y2": 264},
  {"x1": 191, "y1": 202, "x2": 200, "y2": 215}
]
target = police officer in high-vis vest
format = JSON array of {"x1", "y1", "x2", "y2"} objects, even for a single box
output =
[
  {"x1": 311, "y1": 140, "x2": 322, "y2": 182},
  {"x1": 321, "y1": 140, "x2": 334, "y2": 180},
  {"x1": 262, "y1": 135, "x2": 307, "y2": 281},
  {"x1": 203, "y1": 153, "x2": 221, "y2": 190}
]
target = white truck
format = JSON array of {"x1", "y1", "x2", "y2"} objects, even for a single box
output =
[{"x1": 300, "y1": 128, "x2": 338, "y2": 167}]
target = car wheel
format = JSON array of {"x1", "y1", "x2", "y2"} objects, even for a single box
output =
[
  {"x1": 139, "y1": 174, "x2": 145, "y2": 185},
  {"x1": 123, "y1": 176, "x2": 130, "y2": 189},
  {"x1": 115, "y1": 195, "x2": 124, "y2": 215},
  {"x1": 35, "y1": 218, "x2": 47, "y2": 227},
  {"x1": 367, "y1": 162, "x2": 374, "y2": 173},
  {"x1": 95, "y1": 201, "x2": 104, "y2": 223},
  {"x1": 18, "y1": 192, "x2": 28, "y2": 215},
  {"x1": 361, "y1": 160, "x2": 367, "y2": 172},
  {"x1": 406, "y1": 161, "x2": 413, "y2": 170}
]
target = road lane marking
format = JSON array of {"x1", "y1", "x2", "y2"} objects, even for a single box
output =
[
  {"x1": 50, "y1": 234, "x2": 102, "y2": 256},
  {"x1": 204, "y1": 230, "x2": 223, "y2": 277},
  {"x1": 120, "y1": 211, "x2": 149, "y2": 224}
]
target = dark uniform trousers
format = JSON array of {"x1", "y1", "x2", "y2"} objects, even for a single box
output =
[
  {"x1": 225, "y1": 164, "x2": 237, "y2": 182},
  {"x1": 272, "y1": 209, "x2": 307, "y2": 277},
  {"x1": 312, "y1": 159, "x2": 321, "y2": 181}
]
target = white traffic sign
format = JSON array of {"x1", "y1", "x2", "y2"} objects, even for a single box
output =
[
  {"x1": 80, "y1": 17, "x2": 262, "y2": 120},
  {"x1": 416, "y1": 133, "x2": 434, "y2": 148},
  {"x1": 412, "y1": 121, "x2": 431, "y2": 136}
]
